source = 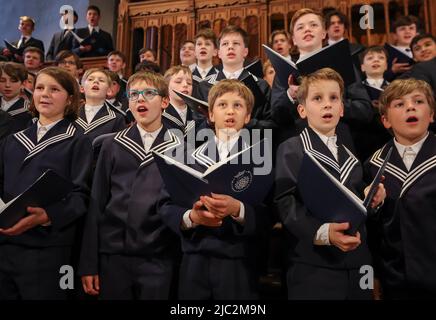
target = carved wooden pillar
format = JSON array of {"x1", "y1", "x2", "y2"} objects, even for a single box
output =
[
  {"x1": 117, "y1": 0, "x2": 131, "y2": 72},
  {"x1": 171, "y1": 24, "x2": 176, "y2": 66}
]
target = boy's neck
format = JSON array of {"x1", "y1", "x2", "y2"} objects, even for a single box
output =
[
  {"x1": 2, "y1": 94, "x2": 20, "y2": 102},
  {"x1": 215, "y1": 128, "x2": 241, "y2": 142},
  {"x1": 170, "y1": 99, "x2": 187, "y2": 110},
  {"x1": 395, "y1": 131, "x2": 428, "y2": 146},
  {"x1": 366, "y1": 74, "x2": 384, "y2": 81},
  {"x1": 223, "y1": 63, "x2": 243, "y2": 73},
  {"x1": 39, "y1": 114, "x2": 64, "y2": 126},
  {"x1": 85, "y1": 98, "x2": 105, "y2": 107},
  {"x1": 310, "y1": 124, "x2": 336, "y2": 137},
  {"x1": 138, "y1": 119, "x2": 162, "y2": 133},
  {"x1": 299, "y1": 44, "x2": 323, "y2": 57},
  {"x1": 197, "y1": 61, "x2": 213, "y2": 70}
]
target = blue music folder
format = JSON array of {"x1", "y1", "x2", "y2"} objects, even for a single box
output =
[
  {"x1": 0, "y1": 170, "x2": 74, "y2": 229},
  {"x1": 152, "y1": 139, "x2": 273, "y2": 208}
]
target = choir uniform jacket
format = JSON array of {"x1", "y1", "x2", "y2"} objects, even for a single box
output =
[
  {"x1": 195, "y1": 69, "x2": 275, "y2": 130},
  {"x1": 274, "y1": 127, "x2": 371, "y2": 269},
  {"x1": 78, "y1": 124, "x2": 182, "y2": 276},
  {"x1": 0, "y1": 118, "x2": 93, "y2": 247},
  {"x1": 74, "y1": 101, "x2": 126, "y2": 144},
  {"x1": 270, "y1": 69, "x2": 374, "y2": 147},
  {"x1": 191, "y1": 66, "x2": 219, "y2": 99},
  {"x1": 347, "y1": 79, "x2": 392, "y2": 162},
  {"x1": 0, "y1": 97, "x2": 32, "y2": 134},
  {"x1": 159, "y1": 135, "x2": 269, "y2": 260},
  {"x1": 162, "y1": 103, "x2": 208, "y2": 139},
  {"x1": 365, "y1": 134, "x2": 436, "y2": 293}
]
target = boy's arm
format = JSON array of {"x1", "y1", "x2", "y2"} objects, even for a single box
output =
[
  {"x1": 343, "y1": 83, "x2": 374, "y2": 125},
  {"x1": 271, "y1": 77, "x2": 299, "y2": 127},
  {"x1": 78, "y1": 138, "x2": 113, "y2": 276}
]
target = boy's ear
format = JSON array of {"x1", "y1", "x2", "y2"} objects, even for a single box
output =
[
  {"x1": 212, "y1": 48, "x2": 218, "y2": 57},
  {"x1": 340, "y1": 102, "x2": 344, "y2": 118},
  {"x1": 79, "y1": 85, "x2": 85, "y2": 94},
  {"x1": 209, "y1": 110, "x2": 214, "y2": 124},
  {"x1": 381, "y1": 114, "x2": 392, "y2": 129},
  {"x1": 106, "y1": 86, "x2": 114, "y2": 97},
  {"x1": 161, "y1": 96, "x2": 170, "y2": 110},
  {"x1": 297, "y1": 103, "x2": 307, "y2": 119},
  {"x1": 242, "y1": 47, "x2": 249, "y2": 59}
]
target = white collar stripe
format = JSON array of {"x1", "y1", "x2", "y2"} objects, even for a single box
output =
[{"x1": 400, "y1": 156, "x2": 436, "y2": 197}]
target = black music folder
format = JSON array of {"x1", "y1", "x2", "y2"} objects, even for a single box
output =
[
  {"x1": 152, "y1": 139, "x2": 273, "y2": 208},
  {"x1": 263, "y1": 39, "x2": 356, "y2": 87},
  {"x1": 298, "y1": 150, "x2": 390, "y2": 234},
  {"x1": 0, "y1": 170, "x2": 74, "y2": 229},
  {"x1": 174, "y1": 90, "x2": 209, "y2": 117}
]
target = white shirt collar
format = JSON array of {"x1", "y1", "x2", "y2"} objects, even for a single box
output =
[
  {"x1": 1, "y1": 96, "x2": 20, "y2": 112},
  {"x1": 328, "y1": 37, "x2": 344, "y2": 46},
  {"x1": 37, "y1": 118, "x2": 63, "y2": 141},
  {"x1": 189, "y1": 63, "x2": 197, "y2": 72},
  {"x1": 173, "y1": 105, "x2": 188, "y2": 124},
  {"x1": 214, "y1": 131, "x2": 241, "y2": 161},
  {"x1": 37, "y1": 118, "x2": 63, "y2": 132},
  {"x1": 223, "y1": 68, "x2": 244, "y2": 80},
  {"x1": 84, "y1": 103, "x2": 105, "y2": 123},
  {"x1": 394, "y1": 132, "x2": 428, "y2": 159},
  {"x1": 366, "y1": 77, "x2": 385, "y2": 88},
  {"x1": 197, "y1": 65, "x2": 213, "y2": 79},
  {"x1": 312, "y1": 127, "x2": 338, "y2": 161},
  {"x1": 393, "y1": 45, "x2": 413, "y2": 58},
  {"x1": 137, "y1": 124, "x2": 163, "y2": 150},
  {"x1": 88, "y1": 25, "x2": 100, "y2": 33}
]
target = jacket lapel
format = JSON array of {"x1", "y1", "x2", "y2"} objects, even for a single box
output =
[
  {"x1": 75, "y1": 103, "x2": 116, "y2": 134},
  {"x1": 14, "y1": 119, "x2": 76, "y2": 163}
]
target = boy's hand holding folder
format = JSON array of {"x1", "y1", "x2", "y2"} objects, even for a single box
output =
[{"x1": 0, "y1": 206, "x2": 50, "y2": 236}]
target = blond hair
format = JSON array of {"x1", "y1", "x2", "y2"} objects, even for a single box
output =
[
  {"x1": 208, "y1": 79, "x2": 254, "y2": 114},
  {"x1": 297, "y1": 68, "x2": 344, "y2": 104},
  {"x1": 81, "y1": 68, "x2": 111, "y2": 86},
  {"x1": 127, "y1": 71, "x2": 169, "y2": 98},
  {"x1": 290, "y1": 8, "x2": 325, "y2": 36},
  {"x1": 379, "y1": 78, "x2": 435, "y2": 115},
  {"x1": 163, "y1": 65, "x2": 192, "y2": 84}
]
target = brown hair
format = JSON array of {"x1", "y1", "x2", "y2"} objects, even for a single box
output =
[
  {"x1": 20, "y1": 16, "x2": 35, "y2": 30},
  {"x1": 29, "y1": 67, "x2": 81, "y2": 120},
  {"x1": 262, "y1": 59, "x2": 273, "y2": 75},
  {"x1": 194, "y1": 28, "x2": 217, "y2": 48},
  {"x1": 297, "y1": 67, "x2": 344, "y2": 104},
  {"x1": 127, "y1": 71, "x2": 169, "y2": 98},
  {"x1": 23, "y1": 46, "x2": 45, "y2": 63},
  {"x1": 107, "y1": 50, "x2": 127, "y2": 63},
  {"x1": 359, "y1": 45, "x2": 388, "y2": 64},
  {"x1": 218, "y1": 25, "x2": 249, "y2": 48},
  {"x1": 379, "y1": 78, "x2": 435, "y2": 115},
  {"x1": 81, "y1": 68, "x2": 111, "y2": 86},
  {"x1": 269, "y1": 29, "x2": 291, "y2": 46},
  {"x1": 55, "y1": 50, "x2": 83, "y2": 69},
  {"x1": 391, "y1": 15, "x2": 418, "y2": 33},
  {"x1": 290, "y1": 8, "x2": 325, "y2": 36},
  {"x1": 0, "y1": 62, "x2": 28, "y2": 82},
  {"x1": 208, "y1": 79, "x2": 254, "y2": 114},
  {"x1": 163, "y1": 65, "x2": 192, "y2": 84}
]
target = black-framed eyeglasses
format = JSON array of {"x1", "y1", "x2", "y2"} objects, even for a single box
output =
[{"x1": 128, "y1": 88, "x2": 160, "y2": 101}]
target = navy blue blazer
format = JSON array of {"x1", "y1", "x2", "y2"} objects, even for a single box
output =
[
  {"x1": 0, "y1": 118, "x2": 93, "y2": 247},
  {"x1": 0, "y1": 97, "x2": 32, "y2": 134},
  {"x1": 78, "y1": 124, "x2": 182, "y2": 276}
]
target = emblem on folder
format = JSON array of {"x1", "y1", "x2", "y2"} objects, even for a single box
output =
[{"x1": 231, "y1": 170, "x2": 252, "y2": 192}]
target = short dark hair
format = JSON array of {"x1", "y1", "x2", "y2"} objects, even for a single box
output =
[
  {"x1": 23, "y1": 46, "x2": 44, "y2": 63},
  {"x1": 194, "y1": 28, "x2": 217, "y2": 48},
  {"x1": 55, "y1": 50, "x2": 83, "y2": 69},
  {"x1": 410, "y1": 33, "x2": 436, "y2": 51},
  {"x1": 87, "y1": 5, "x2": 100, "y2": 16},
  {"x1": 0, "y1": 62, "x2": 28, "y2": 82},
  {"x1": 391, "y1": 15, "x2": 418, "y2": 33},
  {"x1": 218, "y1": 25, "x2": 249, "y2": 48},
  {"x1": 325, "y1": 9, "x2": 349, "y2": 30},
  {"x1": 359, "y1": 45, "x2": 388, "y2": 64},
  {"x1": 107, "y1": 50, "x2": 127, "y2": 63},
  {"x1": 134, "y1": 60, "x2": 161, "y2": 74},
  {"x1": 139, "y1": 48, "x2": 157, "y2": 59},
  {"x1": 180, "y1": 40, "x2": 195, "y2": 50},
  {"x1": 269, "y1": 30, "x2": 291, "y2": 46}
]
